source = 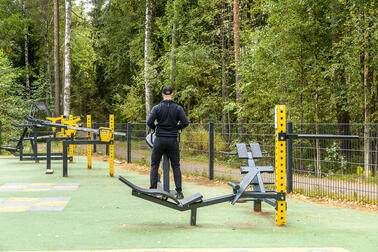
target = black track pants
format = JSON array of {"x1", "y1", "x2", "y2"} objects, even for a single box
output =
[{"x1": 150, "y1": 137, "x2": 182, "y2": 192}]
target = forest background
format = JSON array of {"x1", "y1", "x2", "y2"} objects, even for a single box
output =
[{"x1": 0, "y1": 0, "x2": 376, "y2": 133}]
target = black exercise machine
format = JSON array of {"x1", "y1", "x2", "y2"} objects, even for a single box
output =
[{"x1": 118, "y1": 142, "x2": 285, "y2": 226}]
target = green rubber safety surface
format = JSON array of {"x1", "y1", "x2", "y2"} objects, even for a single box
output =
[
  {"x1": 22, "y1": 248, "x2": 350, "y2": 252},
  {"x1": 0, "y1": 155, "x2": 377, "y2": 252}
]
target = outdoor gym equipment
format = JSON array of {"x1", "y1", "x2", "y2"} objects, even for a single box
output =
[
  {"x1": 119, "y1": 140, "x2": 284, "y2": 226},
  {"x1": 0, "y1": 102, "x2": 64, "y2": 162},
  {"x1": 25, "y1": 114, "x2": 126, "y2": 177},
  {"x1": 118, "y1": 106, "x2": 289, "y2": 226},
  {"x1": 0, "y1": 127, "x2": 28, "y2": 154}
]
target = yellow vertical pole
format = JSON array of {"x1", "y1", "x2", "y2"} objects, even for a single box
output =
[
  {"x1": 109, "y1": 114, "x2": 114, "y2": 177},
  {"x1": 275, "y1": 105, "x2": 287, "y2": 226},
  {"x1": 69, "y1": 115, "x2": 74, "y2": 163},
  {"x1": 87, "y1": 115, "x2": 92, "y2": 169}
]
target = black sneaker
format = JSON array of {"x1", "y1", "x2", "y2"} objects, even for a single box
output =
[{"x1": 176, "y1": 191, "x2": 184, "y2": 200}]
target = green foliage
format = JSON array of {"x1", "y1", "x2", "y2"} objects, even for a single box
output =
[
  {"x1": 0, "y1": 0, "x2": 376, "y2": 127},
  {"x1": 0, "y1": 50, "x2": 28, "y2": 143},
  {"x1": 181, "y1": 125, "x2": 226, "y2": 152},
  {"x1": 324, "y1": 142, "x2": 347, "y2": 173}
]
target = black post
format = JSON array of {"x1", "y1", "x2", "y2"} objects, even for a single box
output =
[
  {"x1": 127, "y1": 122, "x2": 132, "y2": 163},
  {"x1": 190, "y1": 208, "x2": 197, "y2": 226},
  {"x1": 209, "y1": 122, "x2": 214, "y2": 180},
  {"x1": 0, "y1": 121, "x2": 2, "y2": 155},
  {"x1": 92, "y1": 122, "x2": 97, "y2": 153},
  {"x1": 287, "y1": 121, "x2": 293, "y2": 193},
  {"x1": 163, "y1": 154, "x2": 170, "y2": 193},
  {"x1": 32, "y1": 126, "x2": 38, "y2": 163},
  {"x1": 106, "y1": 122, "x2": 109, "y2": 155},
  {"x1": 46, "y1": 138, "x2": 51, "y2": 171},
  {"x1": 19, "y1": 141, "x2": 23, "y2": 161},
  {"x1": 63, "y1": 141, "x2": 68, "y2": 177}
]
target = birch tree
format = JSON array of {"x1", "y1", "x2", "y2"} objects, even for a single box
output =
[
  {"x1": 22, "y1": 0, "x2": 30, "y2": 99},
  {"x1": 144, "y1": 0, "x2": 153, "y2": 118},
  {"x1": 54, "y1": 0, "x2": 60, "y2": 116},
  {"x1": 63, "y1": 0, "x2": 71, "y2": 116}
]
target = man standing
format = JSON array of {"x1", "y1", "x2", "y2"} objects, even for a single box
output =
[{"x1": 147, "y1": 86, "x2": 189, "y2": 199}]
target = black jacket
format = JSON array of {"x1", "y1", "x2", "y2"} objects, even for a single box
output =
[{"x1": 147, "y1": 100, "x2": 189, "y2": 137}]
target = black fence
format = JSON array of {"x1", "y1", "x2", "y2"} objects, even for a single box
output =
[{"x1": 1, "y1": 120, "x2": 377, "y2": 204}]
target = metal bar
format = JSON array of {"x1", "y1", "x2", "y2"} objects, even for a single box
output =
[
  {"x1": 109, "y1": 115, "x2": 114, "y2": 177},
  {"x1": 286, "y1": 121, "x2": 293, "y2": 193},
  {"x1": 32, "y1": 126, "x2": 38, "y2": 162},
  {"x1": 87, "y1": 115, "x2": 92, "y2": 169},
  {"x1": 93, "y1": 122, "x2": 97, "y2": 153},
  {"x1": 64, "y1": 140, "x2": 107, "y2": 145},
  {"x1": 199, "y1": 194, "x2": 235, "y2": 207},
  {"x1": 46, "y1": 138, "x2": 51, "y2": 170},
  {"x1": 21, "y1": 156, "x2": 63, "y2": 161},
  {"x1": 106, "y1": 122, "x2": 109, "y2": 155},
  {"x1": 275, "y1": 105, "x2": 286, "y2": 226},
  {"x1": 163, "y1": 154, "x2": 170, "y2": 192},
  {"x1": 287, "y1": 133, "x2": 359, "y2": 139},
  {"x1": 19, "y1": 140, "x2": 23, "y2": 161},
  {"x1": 63, "y1": 141, "x2": 68, "y2": 177},
  {"x1": 24, "y1": 116, "x2": 126, "y2": 137},
  {"x1": 254, "y1": 200, "x2": 262, "y2": 212},
  {"x1": 22, "y1": 152, "x2": 63, "y2": 156},
  {"x1": 127, "y1": 122, "x2": 132, "y2": 163},
  {"x1": 190, "y1": 208, "x2": 197, "y2": 226},
  {"x1": 69, "y1": 115, "x2": 74, "y2": 163},
  {"x1": 209, "y1": 122, "x2": 214, "y2": 180}
]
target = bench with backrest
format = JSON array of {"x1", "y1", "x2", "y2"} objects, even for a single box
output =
[{"x1": 232, "y1": 143, "x2": 276, "y2": 209}]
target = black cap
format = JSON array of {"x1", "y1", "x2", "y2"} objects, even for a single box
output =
[{"x1": 162, "y1": 86, "x2": 173, "y2": 95}]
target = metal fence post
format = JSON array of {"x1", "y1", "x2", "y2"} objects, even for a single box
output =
[
  {"x1": 0, "y1": 121, "x2": 2, "y2": 154},
  {"x1": 286, "y1": 121, "x2": 293, "y2": 193},
  {"x1": 127, "y1": 122, "x2": 132, "y2": 163},
  {"x1": 209, "y1": 122, "x2": 214, "y2": 180}
]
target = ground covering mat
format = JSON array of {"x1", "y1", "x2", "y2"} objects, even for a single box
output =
[
  {"x1": 17, "y1": 248, "x2": 350, "y2": 252},
  {"x1": 0, "y1": 182, "x2": 79, "y2": 192},
  {"x1": 0, "y1": 197, "x2": 71, "y2": 212}
]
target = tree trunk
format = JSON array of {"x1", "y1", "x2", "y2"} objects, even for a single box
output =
[
  {"x1": 23, "y1": 0, "x2": 30, "y2": 99},
  {"x1": 315, "y1": 79, "x2": 321, "y2": 177},
  {"x1": 144, "y1": 0, "x2": 153, "y2": 119},
  {"x1": 63, "y1": 0, "x2": 71, "y2": 116},
  {"x1": 170, "y1": 0, "x2": 177, "y2": 85},
  {"x1": 54, "y1": 0, "x2": 60, "y2": 116},
  {"x1": 233, "y1": 0, "x2": 243, "y2": 137},
  {"x1": 363, "y1": 50, "x2": 370, "y2": 178},
  {"x1": 221, "y1": 0, "x2": 228, "y2": 136},
  {"x1": 45, "y1": 12, "x2": 52, "y2": 104}
]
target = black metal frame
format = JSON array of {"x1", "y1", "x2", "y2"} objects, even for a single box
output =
[
  {"x1": 119, "y1": 175, "x2": 284, "y2": 226},
  {"x1": 61, "y1": 139, "x2": 109, "y2": 177},
  {"x1": 285, "y1": 121, "x2": 360, "y2": 193}
]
